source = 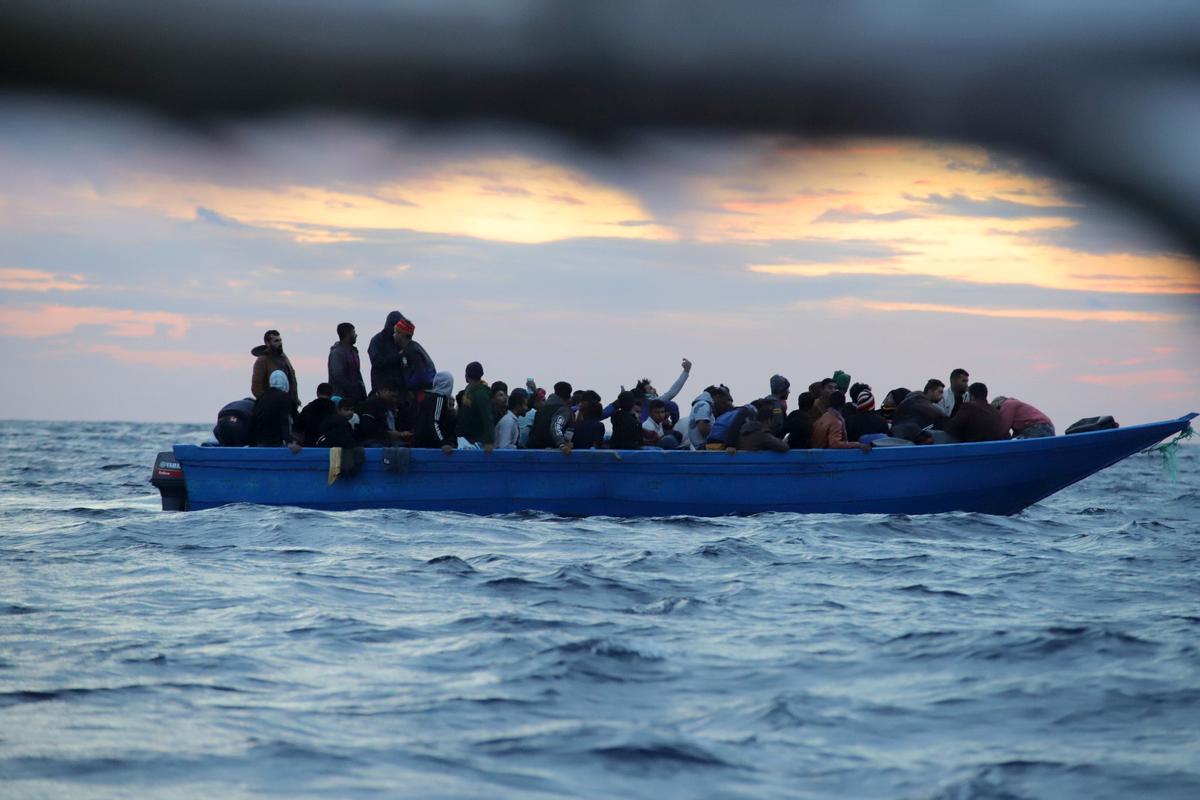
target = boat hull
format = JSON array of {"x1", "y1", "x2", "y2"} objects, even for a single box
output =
[{"x1": 169, "y1": 415, "x2": 1194, "y2": 516}]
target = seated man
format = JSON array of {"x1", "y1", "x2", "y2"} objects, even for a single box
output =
[
  {"x1": 808, "y1": 378, "x2": 838, "y2": 421},
  {"x1": 490, "y1": 381, "x2": 509, "y2": 424},
  {"x1": 642, "y1": 399, "x2": 683, "y2": 449},
  {"x1": 938, "y1": 368, "x2": 971, "y2": 418},
  {"x1": 251, "y1": 370, "x2": 298, "y2": 447},
  {"x1": 358, "y1": 386, "x2": 410, "y2": 447},
  {"x1": 213, "y1": 397, "x2": 255, "y2": 446},
  {"x1": 783, "y1": 392, "x2": 814, "y2": 449},
  {"x1": 706, "y1": 401, "x2": 757, "y2": 453},
  {"x1": 456, "y1": 361, "x2": 496, "y2": 452},
  {"x1": 632, "y1": 357, "x2": 692, "y2": 423},
  {"x1": 495, "y1": 388, "x2": 528, "y2": 450},
  {"x1": 736, "y1": 400, "x2": 789, "y2": 452},
  {"x1": 528, "y1": 382, "x2": 574, "y2": 453},
  {"x1": 993, "y1": 395, "x2": 1055, "y2": 438},
  {"x1": 571, "y1": 397, "x2": 606, "y2": 450},
  {"x1": 811, "y1": 391, "x2": 872, "y2": 452},
  {"x1": 295, "y1": 383, "x2": 337, "y2": 447},
  {"x1": 844, "y1": 390, "x2": 889, "y2": 442},
  {"x1": 688, "y1": 385, "x2": 732, "y2": 450},
  {"x1": 608, "y1": 391, "x2": 644, "y2": 450},
  {"x1": 414, "y1": 371, "x2": 457, "y2": 452},
  {"x1": 316, "y1": 398, "x2": 359, "y2": 448},
  {"x1": 944, "y1": 382, "x2": 1008, "y2": 442},
  {"x1": 890, "y1": 379, "x2": 948, "y2": 443}
]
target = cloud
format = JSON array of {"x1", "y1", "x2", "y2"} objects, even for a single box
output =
[
  {"x1": 0, "y1": 268, "x2": 89, "y2": 292},
  {"x1": 0, "y1": 305, "x2": 192, "y2": 339},
  {"x1": 813, "y1": 205, "x2": 923, "y2": 224},
  {"x1": 851, "y1": 301, "x2": 1179, "y2": 324},
  {"x1": 905, "y1": 192, "x2": 1076, "y2": 219},
  {"x1": 81, "y1": 343, "x2": 241, "y2": 370},
  {"x1": 1074, "y1": 369, "x2": 1199, "y2": 388}
]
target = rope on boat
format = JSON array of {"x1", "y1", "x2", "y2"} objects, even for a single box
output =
[{"x1": 1141, "y1": 423, "x2": 1194, "y2": 482}]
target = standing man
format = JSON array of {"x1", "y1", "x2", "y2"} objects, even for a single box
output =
[
  {"x1": 392, "y1": 316, "x2": 437, "y2": 393},
  {"x1": 328, "y1": 322, "x2": 367, "y2": 404},
  {"x1": 368, "y1": 311, "x2": 407, "y2": 394},
  {"x1": 251, "y1": 329, "x2": 299, "y2": 412},
  {"x1": 938, "y1": 368, "x2": 970, "y2": 418},
  {"x1": 456, "y1": 361, "x2": 496, "y2": 452}
]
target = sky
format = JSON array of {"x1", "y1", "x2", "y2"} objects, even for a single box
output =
[{"x1": 1, "y1": 98, "x2": 1198, "y2": 426}]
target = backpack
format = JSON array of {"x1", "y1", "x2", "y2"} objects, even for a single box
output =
[{"x1": 1065, "y1": 416, "x2": 1119, "y2": 434}]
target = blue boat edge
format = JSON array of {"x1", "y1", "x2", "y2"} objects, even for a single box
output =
[{"x1": 157, "y1": 413, "x2": 1197, "y2": 517}]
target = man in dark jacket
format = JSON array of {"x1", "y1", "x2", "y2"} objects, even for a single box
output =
[
  {"x1": 608, "y1": 391, "x2": 644, "y2": 450},
  {"x1": 845, "y1": 390, "x2": 889, "y2": 442},
  {"x1": 528, "y1": 381, "x2": 573, "y2": 453},
  {"x1": 368, "y1": 311, "x2": 406, "y2": 394},
  {"x1": 392, "y1": 316, "x2": 437, "y2": 392},
  {"x1": 737, "y1": 400, "x2": 790, "y2": 452},
  {"x1": 316, "y1": 398, "x2": 359, "y2": 448},
  {"x1": 251, "y1": 329, "x2": 299, "y2": 412},
  {"x1": 295, "y1": 383, "x2": 337, "y2": 446},
  {"x1": 783, "y1": 392, "x2": 814, "y2": 449},
  {"x1": 357, "y1": 387, "x2": 410, "y2": 446},
  {"x1": 891, "y1": 379, "x2": 949, "y2": 442},
  {"x1": 944, "y1": 382, "x2": 1008, "y2": 442},
  {"x1": 328, "y1": 322, "x2": 367, "y2": 403},
  {"x1": 214, "y1": 397, "x2": 256, "y2": 446}
]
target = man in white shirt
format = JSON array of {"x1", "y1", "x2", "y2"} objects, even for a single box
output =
[{"x1": 495, "y1": 389, "x2": 529, "y2": 449}]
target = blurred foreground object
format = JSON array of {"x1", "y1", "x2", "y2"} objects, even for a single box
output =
[{"x1": 3, "y1": 0, "x2": 1199, "y2": 254}]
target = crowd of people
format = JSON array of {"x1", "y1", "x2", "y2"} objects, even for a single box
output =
[{"x1": 213, "y1": 312, "x2": 1057, "y2": 454}]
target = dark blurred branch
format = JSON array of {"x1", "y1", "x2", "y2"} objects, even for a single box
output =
[{"x1": 3, "y1": 0, "x2": 1199, "y2": 257}]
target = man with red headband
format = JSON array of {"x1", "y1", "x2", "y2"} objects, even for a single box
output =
[{"x1": 391, "y1": 315, "x2": 437, "y2": 393}]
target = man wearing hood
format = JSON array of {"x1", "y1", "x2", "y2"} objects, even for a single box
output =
[
  {"x1": 251, "y1": 370, "x2": 298, "y2": 447},
  {"x1": 368, "y1": 311, "x2": 408, "y2": 394},
  {"x1": 251, "y1": 329, "x2": 299, "y2": 412},
  {"x1": 415, "y1": 371, "x2": 458, "y2": 453},
  {"x1": 528, "y1": 381, "x2": 574, "y2": 453},
  {"x1": 328, "y1": 322, "x2": 367, "y2": 403}
]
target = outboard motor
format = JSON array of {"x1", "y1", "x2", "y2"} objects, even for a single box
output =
[{"x1": 150, "y1": 451, "x2": 188, "y2": 511}]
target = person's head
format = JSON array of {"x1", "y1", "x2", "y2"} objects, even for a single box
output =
[
  {"x1": 968, "y1": 381, "x2": 989, "y2": 404},
  {"x1": 553, "y1": 381, "x2": 572, "y2": 401},
  {"x1": 923, "y1": 378, "x2": 945, "y2": 403},
  {"x1": 950, "y1": 368, "x2": 970, "y2": 394},
  {"x1": 432, "y1": 371, "x2": 454, "y2": 397},
  {"x1": 336, "y1": 397, "x2": 356, "y2": 418},
  {"x1": 392, "y1": 316, "x2": 415, "y2": 346},
  {"x1": 711, "y1": 387, "x2": 734, "y2": 415},
  {"x1": 828, "y1": 390, "x2": 847, "y2": 411},
  {"x1": 884, "y1": 387, "x2": 910, "y2": 409},
  {"x1": 855, "y1": 390, "x2": 876, "y2": 412},
  {"x1": 316, "y1": 382, "x2": 332, "y2": 399},
  {"x1": 578, "y1": 399, "x2": 603, "y2": 421},
  {"x1": 648, "y1": 398, "x2": 667, "y2": 423},
  {"x1": 634, "y1": 378, "x2": 655, "y2": 397},
  {"x1": 848, "y1": 382, "x2": 870, "y2": 404},
  {"x1": 616, "y1": 390, "x2": 637, "y2": 413},
  {"x1": 268, "y1": 369, "x2": 289, "y2": 393},
  {"x1": 754, "y1": 398, "x2": 776, "y2": 422},
  {"x1": 336, "y1": 322, "x2": 357, "y2": 345},
  {"x1": 465, "y1": 361, "x2": 484, "y2": 384},
  {"x1": 532, "y1": 388, "x2": 547, "y2": 411},
  {"x1": 570, "y1": 389, "x2": 585, "y2": 405},
  {"x1": 508, "y1": 388, "x2": 529, "y2": 416},
  {"x1": 991, "y1": 395, "x2": 1009, "y2": 410},
  {"x1": 263, "y1": 329, "x2": 282, "y2": 352},
  {"x1": 770, "y1": 374, "x2": 791, "y2": 399},
  {"x1": 807, "y1": 380, "x2": 824, "y2": 396},
  {"x1": 821, "y1": 379, "x2": 838, "y2": 399},
  {"x1": 491, "y1": 382, "x2": 508, "y2": 409},
  {"x1": 375, "y1": 386, "x2": 398, "y2": 408},
  {"x1": 796, "y1": 391, "x2": 815, "y2": 412}
]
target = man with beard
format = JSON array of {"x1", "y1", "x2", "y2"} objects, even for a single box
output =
[
  {"x1": 250, "y1": 329, "x2": 299, "y2": 413},
  {"x1": 328, "y1": 322, "x2": 367, "y2": 403}
]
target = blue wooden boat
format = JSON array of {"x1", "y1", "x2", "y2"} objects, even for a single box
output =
[{"x1": 152, "y1": 414, "x2": 1194, "y2": 516}]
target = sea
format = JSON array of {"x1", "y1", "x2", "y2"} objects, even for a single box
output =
[{"x1": 1, "y1": 420, "x2": 1198, "y2": 799}]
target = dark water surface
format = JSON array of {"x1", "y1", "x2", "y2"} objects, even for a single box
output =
[{"x1": 1, "y1": 421, "x2": 1198, "y2": 799}]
